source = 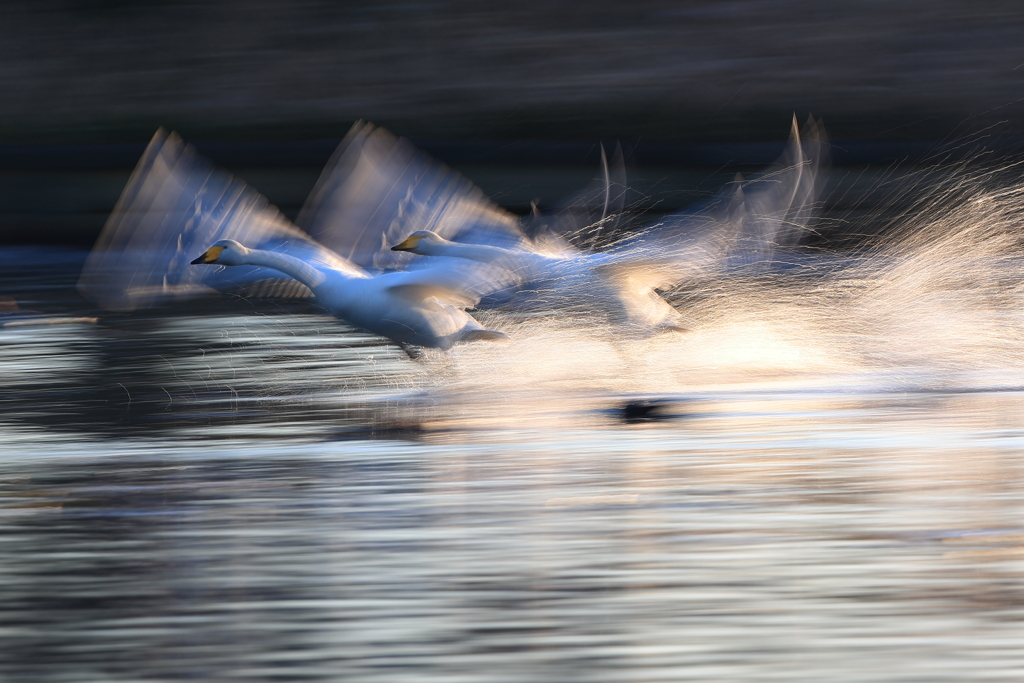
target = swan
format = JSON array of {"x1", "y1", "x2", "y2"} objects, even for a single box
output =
[
  {"x1": 388, "y1": 116, "x2": 828, "y2": 331},
  {"x1": 391, "y1": 228, "x2": 689, "y2": 331},
  {"x1": 299, "y1": 117, "x2": 827, "y2": 333},
  {"x1": 190, "y1": 238, "x2": 505, "y2": 349},
  {"x1": 79, "y1": 129, "x2": 508, "y2": 351}
]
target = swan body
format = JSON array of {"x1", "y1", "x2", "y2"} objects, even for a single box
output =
[
  {"x1": 392, "y1": 231, "x2": 687, "y2": 330},
  {"x1": 191, "y1": 239, "x2": 505, "y2": 349}
]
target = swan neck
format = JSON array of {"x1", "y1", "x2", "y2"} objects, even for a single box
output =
[
  {"x1": 434, "y1": 240, "x2": 505, "y2": 263},
  {"x1": 242, "y1": 249, "x2": 327, "y2": 291}
]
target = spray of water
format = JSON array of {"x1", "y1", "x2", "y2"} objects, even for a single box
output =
[{"x1": 419, "y1": 156, "x2": 1024, "y2": 424}]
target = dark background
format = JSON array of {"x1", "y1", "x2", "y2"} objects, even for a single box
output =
[{"x1": 3, "y1": 0, "x2": 1024, "y2": 244}]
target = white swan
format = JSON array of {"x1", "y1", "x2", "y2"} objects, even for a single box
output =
[
  {"x1": 391, "y1": 229, "x2": 689, "y2": 331},
  {"x1": 298, "y1": 117, "x2": 827, "y2": 333},
  {"x1": 388, "y1": 116, "x2": 828, "y2": 331},
  {"x1": 79, "y1": 129, "x2": 507, "y2": 351},
  {"x1": 190, "y1": 239, "x2": 505, "y2": 349}
]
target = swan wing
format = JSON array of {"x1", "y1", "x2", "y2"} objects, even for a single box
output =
[
  {"x1": 593, "y1": 258, "x2": 681, "y2": 294},
  {"x1": 78, "y1": 129, "x2": 362, "y2": 311},
  {"x1": 610, "y1": 116, "x2": 828, "y2": 282},
  {"x1": 601, "y1": 202, "x2": 741, "y2": 290},
  {"x1": 297, "y1": 121, "x2": 527, "y2": 272},
  {"x1": 386, "y1": 283, "x2": 478, "y2": 310},
  {"x1": 382, "y1": 257, "x2": 517, "y2": 309},
  {"x1": 591, "y1": 262, "x2": 684, "y2": 329},
  {"x1": 726, "y1": 115, "x2": 828, "y2": 266}
]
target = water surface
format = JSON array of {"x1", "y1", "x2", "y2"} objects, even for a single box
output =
[{"x1": 2, "y1": 246, "x2": 1023, "y2": 682}]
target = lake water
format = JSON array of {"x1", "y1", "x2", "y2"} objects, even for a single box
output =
[{"x1": 2, "y1": 240, "x2": 1024, "y2": 682}]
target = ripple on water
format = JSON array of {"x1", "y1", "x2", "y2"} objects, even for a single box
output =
[{"x1": 2, "y1": 248, "x2": 1024, "y2": 681}]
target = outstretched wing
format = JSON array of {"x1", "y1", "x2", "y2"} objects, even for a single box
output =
[
  {"x1": 297, "y1": 121, "x2": 527, "y2": 272},
  {"x1": 78, "y1": 129, "x2": 359, "y2": 311}
]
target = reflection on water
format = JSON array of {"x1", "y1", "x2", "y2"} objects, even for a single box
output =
[{"x1": 2, "y1": 246, "x2": 1024, "y2": 681}]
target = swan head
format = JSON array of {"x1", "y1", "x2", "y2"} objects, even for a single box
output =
[
  {"x1": 191, "y1": 239, "x2": 250, "y2": 266},
  {"x1": 390, "y1": 230, "x2": 447, "y2": 255}
]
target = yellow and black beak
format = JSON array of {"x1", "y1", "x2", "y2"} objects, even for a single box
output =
[
  {"x1": 191, "y1": 245, "x2": 224, "y2": 265},
  {"x1": 390, "y1": 235, "x2": 422, "y2": 252}
]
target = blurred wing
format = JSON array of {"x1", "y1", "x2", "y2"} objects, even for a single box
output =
[
  {"x1": 727, "y1": 115, "x2": 828, "y2": 266},
  {"x1": 385, "y1": 257, "x2": 520, "y2": 309},
  {"x1": 605, "y1": 182, "x2": 746, "y2": 287},
  {"x1": 523, "y1": 142, "x2": 628, "y2": 252},
  {"x1": 594, "y1": 262, "x2": 687, "y2": 329},
  {"x1": 611, "y1": 115, "x2": 829, "y2": 283},
  {"x1": 78, "y1": 129, "x2": 358, "y2": 312},
  {"x1": 298, "y1": 121, "x2": 527, "y2": 272}
]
